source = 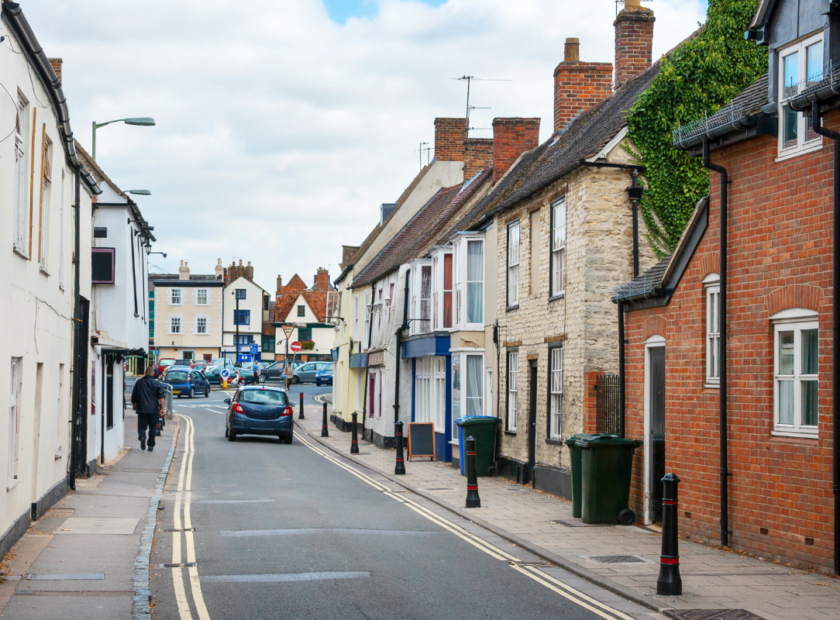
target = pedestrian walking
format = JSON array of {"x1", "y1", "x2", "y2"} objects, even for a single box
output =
[
  {"x1": 284, "y1": 362, "x2": 293, "y2": 391},
  {"x1": 131, "y1": 366, "x2": 166, "y2": 452}
]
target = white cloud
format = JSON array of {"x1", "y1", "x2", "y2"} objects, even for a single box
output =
[{"x1": 16, "y1": 0, "x2": 706, "y2": 290}]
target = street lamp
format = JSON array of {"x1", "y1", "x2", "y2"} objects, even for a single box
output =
[
  {"x1": 91, "y1": 117, "x2": 156, "y2": 160},
  {"x1": 232, "y1": 290, "x2": 241, "y2": 367}
]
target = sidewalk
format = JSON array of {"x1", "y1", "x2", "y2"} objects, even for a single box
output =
[
  {"x1": 0, "y1": 414, "x2": 178, "y2": 620},
  {"x1": 296, "y1": 402, "x2": 839, "y2": 620}
]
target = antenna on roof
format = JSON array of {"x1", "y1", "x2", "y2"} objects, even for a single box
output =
[
  {"x1": 414, "y1": 141, "x2": 431, "y2": 170},
  {"x1": 451, "y1": 75, "x2": 511, "y2": 138}
]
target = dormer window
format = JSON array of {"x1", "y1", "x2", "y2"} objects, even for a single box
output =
[{"x1": 778, "y1": 33, "x2": 823, "y2": 158}]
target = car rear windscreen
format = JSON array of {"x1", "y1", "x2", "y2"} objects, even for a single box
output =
[
  {"x1": 167, "y1": 371, "x2": 189, "y2": 382},
  {"x1": 241, "y1": 390, "x2": 287, "y2": 405}
]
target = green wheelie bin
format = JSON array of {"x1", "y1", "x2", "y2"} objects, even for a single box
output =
[
  {"x1": 455, "y1": 416, "x2": 501, "y2": 477},
  {"x1": 578, "y1": 434, "x2": 643, "y2": 525},
  {"x1": 564, "y1": 434, "x2": 594, "y2": 518}
]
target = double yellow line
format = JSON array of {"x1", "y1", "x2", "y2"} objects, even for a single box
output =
[
  {"x1": 172, "y1": 415, "x2": 211, "y2": 620},
  {"x1": 293, "y1": 431, "x2": 636, "y2": 620}
]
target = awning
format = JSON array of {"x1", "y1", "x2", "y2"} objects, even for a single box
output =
[
  {"x1": 401, "y1": 333, "x2": 451, "y2": 359},
  {"x1": 350, "y1": 353, "x2": 368, "y2": 369}
]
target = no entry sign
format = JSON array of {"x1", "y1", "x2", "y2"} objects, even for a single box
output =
[{"x1": 290, "y1": 341, "x2": 302, "y2": 353}]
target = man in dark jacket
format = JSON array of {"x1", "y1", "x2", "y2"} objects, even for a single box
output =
[{"x1": 131, "y1": 366, "x2": 166, "y2": 451}]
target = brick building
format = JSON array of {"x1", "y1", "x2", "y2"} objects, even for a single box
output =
[{"x1": 612, "y1": 0, "x2": 837, "y2": 573}]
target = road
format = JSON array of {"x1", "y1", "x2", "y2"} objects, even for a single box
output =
[{"x1": 149, "y1": 385, "x2": 650, "y2": 620}]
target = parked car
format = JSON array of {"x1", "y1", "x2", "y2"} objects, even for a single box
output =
[
  {"x1": 235, "y1": 366, "x2": 258, "y2": 385},
  {"x1": 293, "y1": 362, "x2": 332, "y2": 384},
  {"x1": 315, "y1": 365, "x2": 333, "y2": 386},
  {"x1": 212, "y1": 358, "x2": 233, "y2": 370},
  {"x1": 225, "y1": 386, "x2": 294, "y2": 444},
  {"x1": 206, "y1": 366, "x2": 240, "y2": 386},
  {"x1": 193, "y1": 361, "x2": 208, "y2": 373},
  {"x1": 161, "y1": 368, "x2": 211, "y2": 398},
  {"x1": 157, "y1": 358, "x2": 176, "y2": 377},
  {"x1": 262, "y1": 360, "x2": 302, "y2": 382},
  {"x1": 173, "y1": 359, "x2": 196, "y2": 370}
]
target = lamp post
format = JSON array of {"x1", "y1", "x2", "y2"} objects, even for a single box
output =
[
  {"x1": 91, "y1": 117, "x2": 156, "y2": 160},
  {"x1": 232, "y1": 290, "x2": 240, "y2": 367}
]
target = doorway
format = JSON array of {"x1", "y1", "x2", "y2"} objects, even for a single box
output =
[
  {"x1": 526, "y1": 360, "x2": 538, "y2": 486},
  {"x1": 645, "y1": 340, "x2": 666, "y2": 523}
]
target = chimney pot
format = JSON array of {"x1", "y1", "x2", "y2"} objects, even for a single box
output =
[
  {"x1": 564, "y1": 38, "x2": 580, "y2": 62},
  {"x1": 614, "y1": 2, "x2": 655, "y2": 88}
]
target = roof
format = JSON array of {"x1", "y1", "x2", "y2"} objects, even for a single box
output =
[
  {"x1": 274, "y1": 291, "x2": 328, "y2": 323},
  {"x1": 149, "y1": 279, "x2": 224, "y2": 288},
  {"x1": 464, "y1": 62, "x2": 661, "y2": 231},
  {"x1": 281, "y1": 274, "x2": 308, "y2": 293}
]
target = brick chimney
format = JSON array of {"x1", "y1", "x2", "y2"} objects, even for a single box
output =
[
  {"x1": 276, "y1": 275, "x2": 283, "y2": 295},
  {"x1": 315, "y1": 267, "x2": 330, "y2": 292},
  {"x1": 434, "y1": 118, "x2": 467, "y2": 162},
  {"x1": 553, "y1": 38, "x2": 612, "y2": 133},
  {"x1": 492, "y1": 118, "x2": 540, "y2": 184},
  {"x1": 464, "y1": 138, "x2": 494, "y2": 178},
  {"x1": 178, "y1": 261, "x2": 190, "y2": 281},
  {"x1": 614, "y1": 0, "x2": 655, "y2": 89},
  {"x1": 49, "y1": 58, "x2": 62, "y2": 82}
]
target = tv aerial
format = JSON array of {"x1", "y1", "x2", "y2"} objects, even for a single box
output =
[{"x1": 451, "y1": 75, "x2": 511, "y2": 137}]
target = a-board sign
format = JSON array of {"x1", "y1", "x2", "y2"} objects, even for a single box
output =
[
  {"x1": 407, "y1": 423, "x2": 435, "y2": 461},
  {"x1": 290, "y1": 341, "x2": 302, "y2": 353}
]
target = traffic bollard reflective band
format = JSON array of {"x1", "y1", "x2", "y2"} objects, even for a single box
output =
[
  {"x1": 299, "y1": 393, "x2": 304, "y2": 419},
  {"x1": 351, "y1": 412, "x2": 359, "y2": 454},
  {"x1": 394, "y1": 421, "x2": 406, "y2": 475},
  {"x1": 321, "y1": 402, "x2": 329, "y2": 438},
  {"x1": 656, "y1": 472, "x2": 682, "y2": 596},
  {"x1": 465, "y1": 436, "x2": 481, "y2": 509}
]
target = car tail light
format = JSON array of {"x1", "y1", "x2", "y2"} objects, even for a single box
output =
[
  {"x1": 281, "y1": 406, "x2": 293, "y2": 417},
  {"x1": 233, "y1": 403, "x2": 245, "y2": 414}
]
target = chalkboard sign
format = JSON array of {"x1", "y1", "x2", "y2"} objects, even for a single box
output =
[{"x1": 407, "y1": 423, "x2": 435, "y2": 461}]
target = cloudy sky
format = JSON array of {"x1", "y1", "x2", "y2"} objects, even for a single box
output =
[{"x1": 19, "y1": 0, "x2": 706, "y2": 293}]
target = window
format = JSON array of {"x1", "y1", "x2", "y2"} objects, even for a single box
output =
[
  {"x1": 415, "y1": 358, "x2": 432, "y2": 423},
  {"x1": 299, "y1": 327, "x2": 312, "y2": 341},
  {"x1": 453, "y1": 249, "x2": 462, "y2": 325},
  {"x1": 705, "y1": 275, "x2": 720, "y2": 386},
  {"x1": 353, "y1": 295, "x2": 360, "y2": 341},
  {"x1": 420, "y1": 265, "x2": 431, "y2": 334},
  {"x1": 237, "y1": 335, "x2": 254, "y2": 346},
  {"x1": 235, "y1": 289, "x2": 246, "y2": 300},
  {"x1": 170, "y1": 289, "x2": 182, "y2": 305},
  {"x1": 778, "y1": 33, "x2": 823, "y2": 156},
  {"x1": 9, "y1": 358, "x2": 22, "y2": 484},
  {"x1": 443, "y1": 254, "x2": 453, "y2": 328},
  {"x1": 434, "y1": 357, "x2": 446, "y2": 433},
  {"x1": 12, "y1": 93, "x2": 29, "y2": 255},
  {"x1": 774, "y1": 315, "x2": 819, "y2": 437},
  {"x1": 507, "y1": 221, "x2": 520, "y2": 307},
  {"x1": 465, "y1": 354, "x2": 483, "y2": 416},
  {"x1": 196, "y1": 289, "x2": 208, "y2": 305},
  {"x1": 170, "y1": 316, "x2": 182, "y2": 334},
  {"x1": 368, "y1": 373, "x2": 375, "y2": 417},
  {"x1": 39, "y1": 137, "x2": 53, "y2": 270},
  {"x1": 297, "y1": 305, "x2": 305, "y2": 317},
  {"x1": 363, "y1": 290, "x2": 370, "y2": 348},
  {"x1": 451, "y1": 355, "x2": 461, "y2": 442},
  {"x1": 466, "y1": 240, "x2": 483, "y2": 325},
  {"x1": 549, "y1": 346, "x2": 563, "y2": 439},
  {"x1": 507, "y1": 350, "x2": 518, "y2": 431},
  {"x1": 234, "y1": 309, "x2": 250, "y2": 325},
  {"x1": 196, "y1": 317, "x2": 208, "y2": 334},
  {"x1": 551, "y1": 198, "x2": 566, "y2": 297}
]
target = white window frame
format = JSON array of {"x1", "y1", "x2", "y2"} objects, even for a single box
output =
[
  {"x1": 353, "y1": 294, "x2": 360, "y2": 342},
  {"x1": 704, "y1": 274, "x2": 720, "y2": 387},
  {"x1": 772, "y1": 311, "x2": 819, "y2": 438},
  {"x1": 9, "y1": 358, "x2": 22, "y2": 487},
  {"x1": 549, "y1": 345, "x2": 563, "y2": 439},
  {"x1": 169, "y1": 315, "x2": 183, "y2": 335},
  {"x1": 196, "y1": 289, "x2": 209, "y2": 305},
  {"x1": 415, "y1": 358, "x2": 432, "y2": 424},
  {"x1": 434, "y1": 357, "x2": 446, "y2": 433},
  {"x1": 12, "y1": 93, "x2": 29, "y2": 256},
  {"x1": 453, "y1": 234, "x2": 485, "y2": 329},
  {"x1": 778, "y1": 32, "x2": 823, "y2": 159},
  {"x1": 170, "y1": 288, "x2": 183, "y2": 305},
  {"x1": 363, "y1": 290, "x2": 371, "y2": 349},
  {"x1": 507, "y1": 350, "x2": 518, "y2": 431},
  {"x1": 551, "y1": 197, "x2": 566, "y2": 298},
  {"x1": 39, "y1": 136, "x2": 53, "y2": 271},
  {"x1": 451, "y1": 354, "x2": 461, "y2": 444},
  {"x1": 195, "y1": 315, "x2": 209, "y2": 335},
  {"x1": 507, "y1": 221, "x2": 520, "y2": 308},
  {"x1": 464, "y1": 353, "x2": 484, "y2": 417}
]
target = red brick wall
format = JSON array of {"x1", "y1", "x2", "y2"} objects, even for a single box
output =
[
  {"x1": 464, "y1": 138, "x2": 494, "y2": 178},
  {"x1": 492, "y1": 118, "x2": 540, "y2": 184},
  {"x1": 553, "y1": 58, "x2": 612, "y2": 133},
  {"x1": 434, "y1": 118, "x2": 466, "y2": 162},
  {"x1": 614, "y1": 6, "x2": 655, "y2": 89},
  {"x1": 622, "y1": 111, "x2": 837, "y2": 572},
  {"x1": 315, "y1": 268, "x2": 330, "y2": 292},
  {"x1": 583, "y1": 371, "x2": 600, "y2": 435}
]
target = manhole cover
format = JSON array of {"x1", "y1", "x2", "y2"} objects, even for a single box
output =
[
  {"x1": 587, "y1": 555, "x2": 647, "y2": 564},
  {"x1": 550, "y1": 520, "x2": 613, "y2": 528},
  {"x1": 663, "y1": 611, "x2": 769, "y2": 620}
]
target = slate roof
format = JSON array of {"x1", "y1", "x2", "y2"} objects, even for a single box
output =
[{"x1": 610, "y1": 257, "x2": 671, "y2": 301}]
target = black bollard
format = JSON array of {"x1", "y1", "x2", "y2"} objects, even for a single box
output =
[
  {"x1": 656, "y1": 473, "x2": 682, "y2": 596},
  {"x1": 394, "y1": 421, "x2": 406, "y2": 475},
  {"x1": 299, "y1": 392, "x2": 305, "y2": 419},
  {"x1": 351, "y1": 412, "x2": 360, "y2": 454},
  {"x1": 321, "y1": 402, "x2": 329, "y2": 437},
  {"x1": 465, "y1": 436, "x2": 481, "y2": 508}
]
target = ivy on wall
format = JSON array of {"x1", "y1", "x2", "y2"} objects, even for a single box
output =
[{"x1": 625, "y1": 0, "x2": 767, "y2": 257}]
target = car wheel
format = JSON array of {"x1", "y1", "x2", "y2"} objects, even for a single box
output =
[
  {"x1": 225, "y1": 427, "x2": 229, "y2": 438},
  {"x1": 228, "y1": 430, "x2": 237, "y2": 442},
  {"x1": 315, "y1": 380, "x2": 320, "y2": 386},
  {"x1": 283, "y1": 434, "x2": 293, "y2": 445},
  {"x1": 205, "y1": 387, "x2": 210, "y2": 397},
  {"x1": 189, "y1": 387, "x2": 195, "y2": 399},
  {"x1": 292, "y1": 376, "x2": 300, "y2": 384}
]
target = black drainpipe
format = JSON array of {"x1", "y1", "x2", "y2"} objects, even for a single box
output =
[
  {"x1": 811, "y1": 102, "x2": 840, "y2": 576},
  {"x1": 629, "y1": 169, "x2": 642, "y2": 279},
  {"x1": 618, "y1": 302, "x2": 625, "y2": 439},
  {"x1": 702, "y1": 139, "x2": 730, "y2": 548},
  {"x1": 393, "y1": 270, "x2": 410, "y2": 439},
  {"x1": 69, "y1": 170, "x2": 81, "y2": 490}
]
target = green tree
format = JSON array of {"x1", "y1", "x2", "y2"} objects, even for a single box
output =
[{"x1": 626, "y1": 0, "x2": 767, "y2": 257}]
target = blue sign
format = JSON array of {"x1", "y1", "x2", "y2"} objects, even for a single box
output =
[
  {"x1": 239, "y1": 354, "x2": 252, "y2": 364},
  {"x1": 250, "y1": 344, "x2": 260, "y2": 355},
  {"x1": 220, "y1": 369, "x2": 230, "y2": 379}
]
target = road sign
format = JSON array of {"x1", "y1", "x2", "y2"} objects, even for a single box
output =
[
  {"x1": 250, "y1": 344, "x2": 260, "y2": 355},
  {"x1": 220, "y1": 369, "x2": 230, "y2": 379},
  {"x1": 282, "y1": 325, "x2": 294, "y2": 339},
  {"x1": 290, "y1": 341, "x2": 302, "y2": 353}
]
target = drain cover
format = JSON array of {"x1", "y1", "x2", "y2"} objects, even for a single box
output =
[
  {"x1": 550, "y1": 520, "x2": 612, "y2": 528},
  {"x1": 664, "y1": 611, "x2": 769, "y2": 620},
  {"x1": 587, "y1": 555, "x2": 647, "y2": 564}
]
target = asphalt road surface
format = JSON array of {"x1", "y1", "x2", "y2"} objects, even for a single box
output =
[{"x1": 149, "y1": 385, "x2": 652, "y2": 620}]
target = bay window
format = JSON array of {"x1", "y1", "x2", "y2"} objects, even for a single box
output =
[
  {"x1": 452, "y1": 234, "x2": 485, "y2": 329},
  {"x1": 550, "y1": 198, "x2": 566, "y2": 297},
  {"x1": 507, "y1": 221, "x2": 520, "y2": 308},
  {"x1": 778, "y1": 33, "x2": 823, "y2": 157},
  {"x1": 451, "y1": 352, "x2": 484, "y2": 444},
  {"x1": 773, "y1": 312, "x2": 819, "y2": 438}
]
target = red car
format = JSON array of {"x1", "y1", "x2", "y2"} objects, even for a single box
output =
[{"x1": 157, "y1": 358, "x2": 176, "y2": 376}]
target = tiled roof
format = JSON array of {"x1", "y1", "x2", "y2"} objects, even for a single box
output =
[
  {"x1": 610, "y1": 257, "x2": 671, "y2": 301},
  {"x1": 274, "y1": 291, "x2": 328, "y2": 324},
  {"x1": 302, "y1": 291, "x2": 327, "y2": 323},
  {"x1": 280, "y1": 274, "x2": 308, "y2": 293},
  {"x1": 350, "y1": 184, "x2": 463, "y2": 289}
]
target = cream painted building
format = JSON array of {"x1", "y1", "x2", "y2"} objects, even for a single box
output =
[{"x1": 222, "y1": 275, "x2": 270, "y2": 364}]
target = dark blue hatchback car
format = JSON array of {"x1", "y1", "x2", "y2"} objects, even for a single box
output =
[
  {"x1": 162, "y1": 369, "x2": 210, "y2": 398},
  {"x1": 225, "y1": 386, "x2": 294, "y2": 444}
]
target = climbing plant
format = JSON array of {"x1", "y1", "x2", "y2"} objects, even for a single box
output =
[{"x1": 625, "y1": 0, "x2": 767, "y2": 257}]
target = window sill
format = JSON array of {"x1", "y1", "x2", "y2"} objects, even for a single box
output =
[
  {"x1": 504, "y1": 430, "x2": 517, "y2": 436},
  {"x1": 769, "y1": 434, "x2": 819, "y2": 445},
  {"x1": 6, "y1": 478, "x2": 20, "y2": 492},
  {"x1": 548, "y1": 293, "x2": 565, "y2": 303},
  {"x1": 545, "y1": 437, "x2": 564, "y2": 445},
  {"x1": 12, "y1": 246, "x2": 29, "y2": 260},
  {"x1": 54, "y1": 450, "x2": 63, "y2": 460},
  {"x1": 771, "y1": 429, "x2": 818, "y2": 440},
  {"x1": 506, "y1": 305, "x2": 519, "y2": 313},
  {"x1": 704, "y1": 382, "x2": 720, "y2": 390},
  {"x1": 39, "y1": 265, "x2": 51, "y2": 277},
  {"x1": 775, "y1": 141, "x2": 823, "y2": 163}
]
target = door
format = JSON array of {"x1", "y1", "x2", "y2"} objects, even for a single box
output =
[
  {"x1": 526, "y1": 360, "x2": 538, "y2": 486},
  {"x1": 648, "y1": 345, "x2": 666, "y2": 523}
]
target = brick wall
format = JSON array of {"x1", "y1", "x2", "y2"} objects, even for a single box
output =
[
  {"x1": 553, "y1": 38, "x2": 612, "y2": 133},
  {"x1": 622, "y1": 111, "x2": 837, "y2": 572},
  {"x1": 492, "y1": 118, "x2": 540, "y2": 184},
  {"x1": 434, "y1": 118, "x2": 466, "y2": 162},
  {"x1": 614, "y1": 5, "x2": 655, "y2": 88},
  {"x1": 464, "y1": 138, "x2": 494, "y2": 179}
]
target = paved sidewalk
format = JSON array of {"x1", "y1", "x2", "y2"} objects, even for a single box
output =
[
  {"x1": 0, "y1": 415, "x2": 179, "y2": 620},
  {"x1": 296, "y1": 403, "x2": 839, "y2": 620}
]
